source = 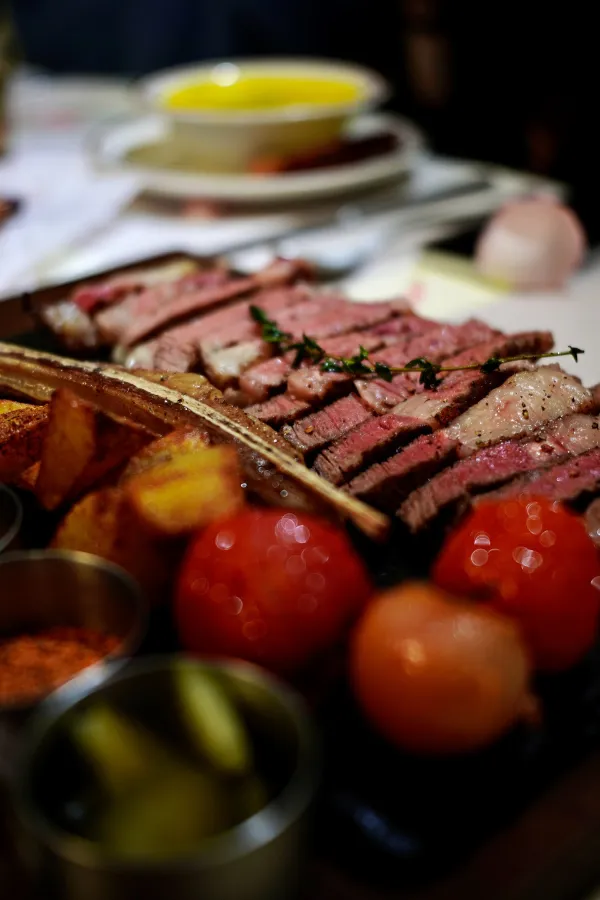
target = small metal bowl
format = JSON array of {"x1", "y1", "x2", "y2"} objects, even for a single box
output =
[
  {"x1": 16, "y1": 656, "x2": 318, "y2": 900},
  {"x1": 0, "y1": 485, "x2": 23, "y2": 554},
  {"x1": 0, "y1": 550, "x2": 146, "y2": 714}
]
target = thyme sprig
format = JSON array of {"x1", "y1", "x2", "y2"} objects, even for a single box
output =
[{"x1": 250, "y1": 305, "x2": 584, "y2": 391}]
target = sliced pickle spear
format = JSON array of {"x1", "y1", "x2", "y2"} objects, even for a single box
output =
[
  {"x1": 71, "y1": 704, "x2": 177, "y2": 796},
  {"x1": 175, "y1": 663, "x2": 252, "y2": 776},
  {"x1": 99, "y1": 769, "x2": 230, "y2": 860}
]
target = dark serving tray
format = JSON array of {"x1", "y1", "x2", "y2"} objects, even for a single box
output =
[{"x1": 1, "y1": 253, "x2": 600, "y2": 900}]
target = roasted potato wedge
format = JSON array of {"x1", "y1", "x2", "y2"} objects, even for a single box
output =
[
  {"x1": 51, "y1": 487, "x2": 178, "y2": 604},
  {"x1": 36, "y1": 388, "x2": 152, "y2": 511},
  {"x1": 125, "y1": 446, "x2": 244, "y2": 537},
  {"x1": 0, "y1": 401, "x2": 48, "y2": 482},
  {"x1": 120, "y1": 428, "x2": 210, "y2": 482}
]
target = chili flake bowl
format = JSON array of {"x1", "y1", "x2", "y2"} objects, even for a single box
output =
[{"x1": 0, "y1": 550, "x2": 146, "y2": 714}]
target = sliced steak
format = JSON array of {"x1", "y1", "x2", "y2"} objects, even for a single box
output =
[
  {"x1": 245, "y1": 393, "x2": 312, "y2": 427},
  {"x1": 309, "y1": 333, "x2": 554, "y2": 489},
  {"x1": 98, "y1": 258, "x2": 310, "y2": 347},
  {"x1": 203, "y1": 298, "x2": 404, "y2": 387},
  {"x1": 313, "y1": 414, "x2": 431, "y2": 485},
  {"x1": 38, "y1": 300, "x2": 101, "y2": 352},
  {"x1": 481, "y1": 447, "x2": 600, "y2": 506},
  {"x1": 138, "y1": 284, "x2": 313, "y2": 371},
  {"x1": 239, "y1": 312, "x2": 438, "y2": 403},
  {"x1": 71, "y1": 259, "x2": 202, "y2": 314},
  {"x1": 355, "y1": 319, "x2": 501, "y2": 411},
  {"x1": 399, "y1": 414, "x2": 600, "y2": 532},
  {"x1": 348, "y1": 431, "x2": 460, "y2": 512},
  {"x1": 237, "y1": 331, "x2": 384, "y2": 402},
  {"x1": 386, "y1": 330, "x2": 554, "y2": 430},
  {"x1": 348, "y1": 368, "x2": 594, "y2": 512},
  {"x1": 286, "y1": 320, "x2": 498, "y2": 407},
  {"x1": 281, "y1": 394, "x2": 372, "y2": 456},
  {"x1": 446, "y1": 366, "x2": 593, "y2": 455}
]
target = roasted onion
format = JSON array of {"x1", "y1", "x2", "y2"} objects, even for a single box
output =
[
  {"x1": 351, "y1": 581, "x2": 534, "y2": 755},
  {"x1": 475, "y1": 196, "x2": 586, "y2": 290}
]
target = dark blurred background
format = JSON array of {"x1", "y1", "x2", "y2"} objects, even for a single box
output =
[{"x1": 8, "y1": 0, "x2": 600, "y2": 240}]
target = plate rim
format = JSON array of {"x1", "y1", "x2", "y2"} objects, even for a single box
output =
[{"x1": 87, "y1": 111, "x2": 426, "y2": 203}]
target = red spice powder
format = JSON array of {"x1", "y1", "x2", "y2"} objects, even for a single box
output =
[{"x1": 0, "y1": 627, "x2": 121, "y2": 705}]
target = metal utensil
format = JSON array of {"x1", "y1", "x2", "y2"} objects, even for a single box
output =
[
  {"x1": 16, "y1": 655, "x2": 318, "y2": 900},
  {"x1": 226, "y1": 176, "x2": 496, "y2": 278}
]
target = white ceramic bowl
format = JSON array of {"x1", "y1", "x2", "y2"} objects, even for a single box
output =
[{"x1": 137, "y1": 57, "x2": 389, "y2": 173}]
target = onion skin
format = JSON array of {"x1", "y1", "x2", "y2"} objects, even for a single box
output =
[
  {"x1": 475, "y1": 197, "x2": 586, "y2": 291},
  {"x1": 351, "y1": 582, "x2": 533, "y2": 755}
]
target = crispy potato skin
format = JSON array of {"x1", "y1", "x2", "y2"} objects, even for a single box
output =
[
  {"x1": 120, "y1": 428, "x2": 210, "y2": 482},
  {"x1": 35, "y1": 388, "x2": 152, "y2": 511},
  {"x1": 124, "y1": 445, "x2": 245, "y2": 537},
  {"x1": 51, "y1": 487, "x2": 180, "y2": 604}
]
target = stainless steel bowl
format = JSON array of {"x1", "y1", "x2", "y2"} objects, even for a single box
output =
[
  {"x1": 0, "y1": 485, "x2": 23, "y2": 554},
  {"x1": 0, "y1": 550, "x2": 146, "y2": 714},
  {"x1": 16, "y1": 656, "x2": 318, "y2": 900}
]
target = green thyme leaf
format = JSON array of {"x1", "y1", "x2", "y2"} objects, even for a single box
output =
[
  {"x1": 569, "y1": 346, "x2": 584, "y2": 362},
  {"x1": 374, "y1": 362, "x2": 393, "y2": 382},
  {"x1": 480, "y1": 356, "x2": 502, "y2": 373}
]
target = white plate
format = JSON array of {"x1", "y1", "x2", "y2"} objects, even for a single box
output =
[{"x1": 88, "y1": 112, "x2": 425, "y2": 204}]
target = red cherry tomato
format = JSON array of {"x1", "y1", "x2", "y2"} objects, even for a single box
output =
[
  {"x1": 433, "y1": 497, "x2": 600, "y2": 671},
  {"x1": 175, "y1": 509, "x2": 372, "y2": 675}
]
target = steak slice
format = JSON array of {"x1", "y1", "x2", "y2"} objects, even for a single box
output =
[
  {"x1": 71, "y1": 259, "x2": 202, "y2": 314},
  {"x1": 399, "y1": 414, "x2": 600, "y2": 532},
  {"x1": 387, "y1": 330, "x2": 554, "y2": 430},
  {"x1": 203, "y1": 298, "x2": 404, "y2": 387},
  {"x1": 290, "y1": 319, "x2": 499, "y2": 408},
  {"x1": 310, "y1": 333, "x2": 553, "y2": 489},
  {"x1": 137, "y1": 284, "x2": 313, "y2": 371},
  {"x1": 355, "y1": 320, "x2": 501, "y2": 411},
  {"x1": 348, "y1": 431, "x2": 460, "y2": 512},
  {"x1": 348, "y1": 368, "x2": 594, "y2": 512},
  {"x1": 245, "y1": 393, "x2": 312, "y2": 427},
  {"x1": 239, "y1": 311, "x2": 432, "y2": 404},
  {"x1": 445, "y1": 366, "x2": 593, "y2": 455},
  {"x1": 313, "y1": 414, "x2": 431, "y2": 485},
  {"x1": 282, "y1": 394, "x2": 373, "y2": 456},
  {"x1": 238, "y1": 331, "x2": 385, "y2": 403},
  {"x1": 98, "y1": 258, "x2": 310, "y2": 347},
  {"x1": 481, "y1": 447, "x2": 600, "y2": 506}
]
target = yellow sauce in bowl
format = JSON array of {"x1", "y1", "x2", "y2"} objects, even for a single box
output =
[{"x1": 163, "y1": 73, "x2": 362, "y2": 113}]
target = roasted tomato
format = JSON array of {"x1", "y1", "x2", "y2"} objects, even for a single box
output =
[
  {"x1": 175, "y1": 509, "x2": 372, "y2": 675},
  {"x1": 433, "y1": 497, "x2": 600, "y2": 671}
]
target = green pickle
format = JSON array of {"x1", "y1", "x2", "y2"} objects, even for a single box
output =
[
  {"x1": 99, "y1": 770, "x2": 230, "y2": 860},
  {"x1": 69, "y1": 671, "x2": 268, "y2": 861},
  {"x1": 71, "y1": 704, "x2": 173, "y2": 796},
  {"x1": 175, "y1": 662, "x2": 252, "y2": 776}
]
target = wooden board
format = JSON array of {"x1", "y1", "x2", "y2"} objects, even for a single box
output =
[{"x1": 1, "y1": 255, "x2": 600, "y2": 900}]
